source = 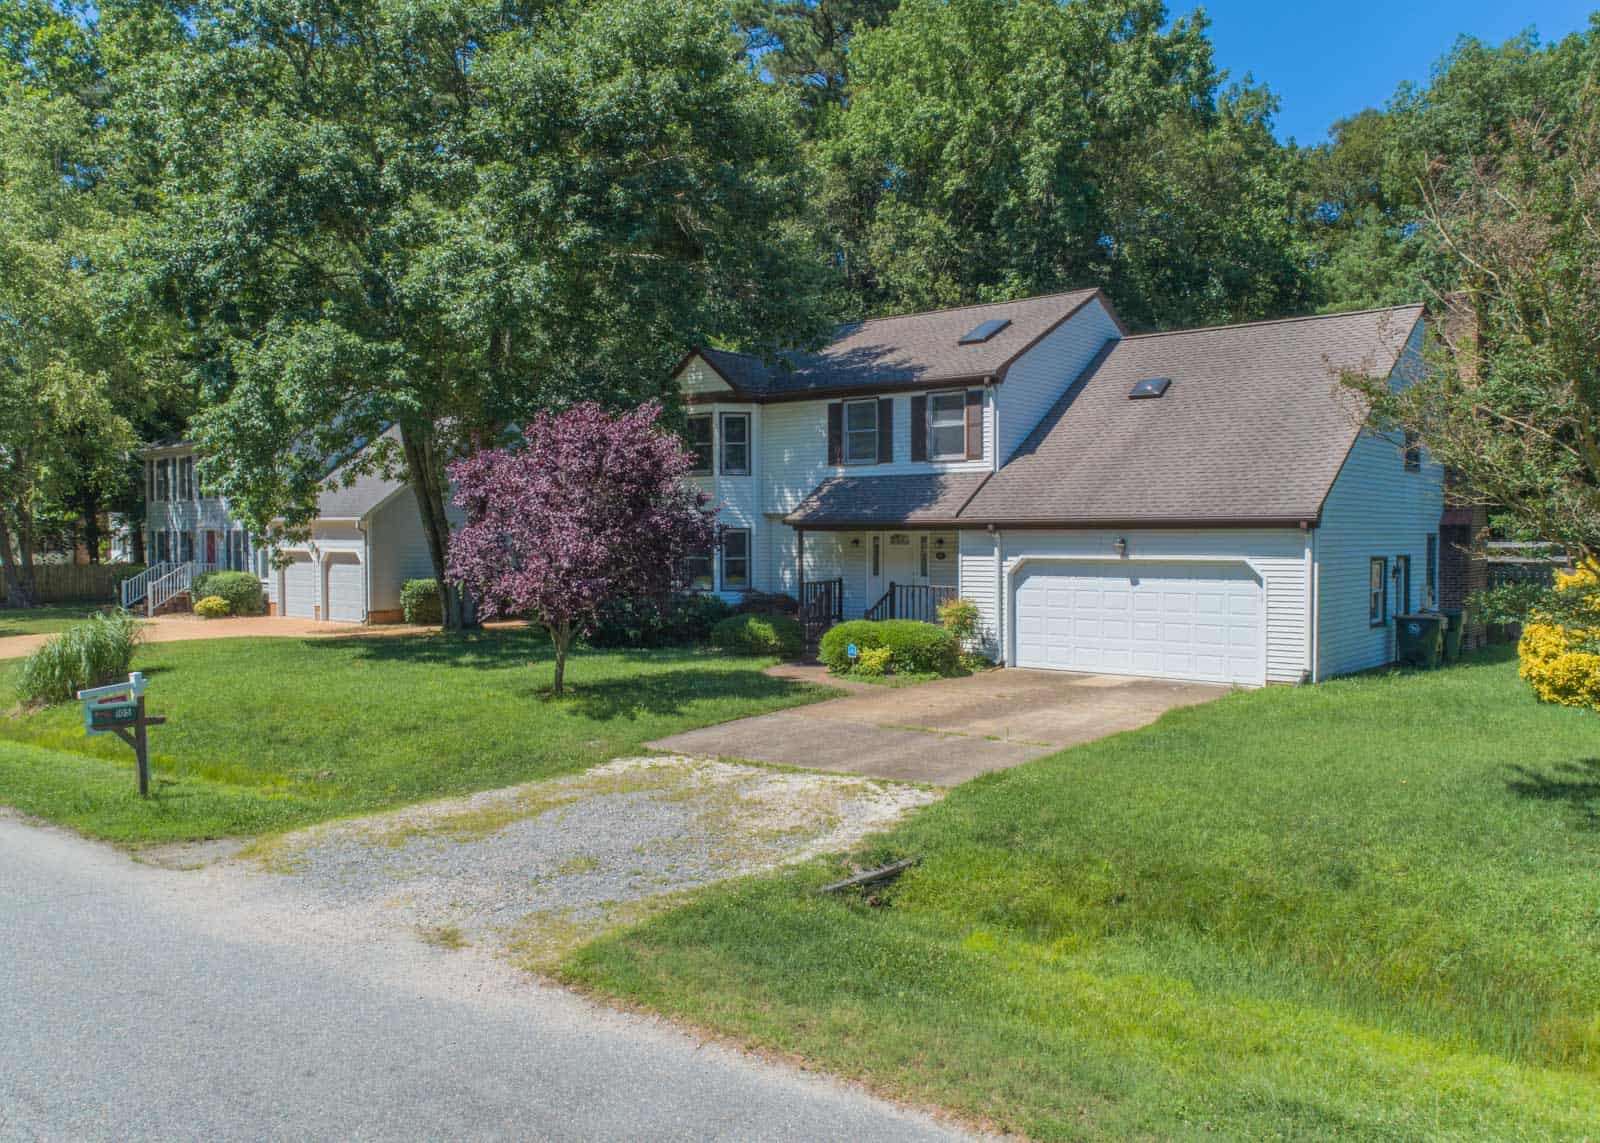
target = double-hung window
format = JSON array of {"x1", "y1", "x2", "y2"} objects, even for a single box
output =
[
  {"x1": 721, "y1": 528, "x2": 750, "y2": 590},
  {"x1": 1369, "y1": 557, "x2": 1388, "y2": 626},
  {"x1": 179, "y1": 456, "x2": 195, "y2": 501},
  {"x1": 686, "y1": 415, "x2": 713, "y2": 475},
  {"x1": 720, "y1": 413, "x2": 750, "y2": 475},
  {"x1": 683, "y1": 540, "x2": 714, "y2": 590},
  {"x1": 844, "y1": 400, "x2": 879, "y2": 464},
  {"x1": 1403, "y1": 431, "x2": 1422, "y2": 472},
  {"x1": 928, "y1": 391, "x2": 967, "y2": 460}
]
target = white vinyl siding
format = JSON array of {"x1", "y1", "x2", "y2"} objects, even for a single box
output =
[
  {"x1": 678, "y1": 357, "x2": 735, "y2": 397},
  {"x1": 365, "y1": 487, "x2": 457, "y2": 612},
  {"x1": 996, "y1": 297, "x2": 1122, "y2": 462},
  {"x1": 1313, "y1": 324, "x2": 1444, "y2": 679}
]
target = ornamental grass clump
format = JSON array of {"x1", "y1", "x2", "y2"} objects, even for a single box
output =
[
  {"x1": 1518, "y1": 566, "x2": 1600, "y2": 710},
  {"x1": 17, "y1": 611, "x2": 143, "y2": 706}
]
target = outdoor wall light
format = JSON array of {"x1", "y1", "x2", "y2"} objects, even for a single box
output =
[
  {"x1": 850, "y1": 537, "x2": 861, "y2": 547},
  {"x1": 1113, "y1": 537, "x2": 1127, "y2": 557}
]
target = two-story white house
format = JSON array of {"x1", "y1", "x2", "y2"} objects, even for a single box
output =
[
  {"x1": 133, "y1": 429, "x2": 442, "y2": 622},
  {"x1": 675, "y1": 288, "x2": 1451, "y2": 685}
]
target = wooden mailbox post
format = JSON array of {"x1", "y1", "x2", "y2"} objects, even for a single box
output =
[{"x1": 78, "y1": 672, "x2": 166, "y2": 798}]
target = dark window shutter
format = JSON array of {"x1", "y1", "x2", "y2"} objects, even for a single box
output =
[
  {"x1": 910, "y1": 395, "x2": 928, "y2": 461},
  {"x1": 827, "y1": 402, "x2": 842, "y2": 465},
  {"x1": 877, "y1": 398, "x2": 893, "y2": 464},
  {"x1": 965, "y1": 389, "x2": 984, "y2": 460}
]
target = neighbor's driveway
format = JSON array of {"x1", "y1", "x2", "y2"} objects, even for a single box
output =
[{"x1": 650, "y1": 668, "x2": 1232, "y2": 785}]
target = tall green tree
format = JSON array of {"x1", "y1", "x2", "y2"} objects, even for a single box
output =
[
  {"x1": 809, "y1": 0, "x2": 1313, "y2": 328},
  {"x1": 137, "y1": 0, "x2": 830, "y2": 628},
  {"x1": 733, "y1": 0, "x2": 898, "y2": 129}
]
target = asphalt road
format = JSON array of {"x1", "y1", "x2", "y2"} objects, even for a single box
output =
[{"x1": 0, "y1": 818, "x2": 969, "y2": 1142}]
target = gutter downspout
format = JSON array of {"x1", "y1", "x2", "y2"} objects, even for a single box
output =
[
  {"x1": 360, "y1": 518, "x2": 372, "y2": 624},
  {"x1": 989, "y1": 523, "x2": 1005, "y2": 666},
  {"x1": 1303, "y1": 522, "x2": 1319, "y2": 684}
]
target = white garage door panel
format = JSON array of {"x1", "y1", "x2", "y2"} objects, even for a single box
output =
[
  {"x1": 325, "y1": 557, "x2": 364, "y2": 623},
  {"x1": 1014, "y1": 561, "x2": 1263, "y2": 684},
  {"x1": 282, "y1": 557, "x2": 317, "y2": 618}
]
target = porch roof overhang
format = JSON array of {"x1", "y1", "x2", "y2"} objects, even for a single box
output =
[{"x1": 784, "y1": 473, "x2": 989, "y2": 530}]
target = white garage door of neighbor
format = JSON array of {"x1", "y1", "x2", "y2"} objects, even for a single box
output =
[
  {"x1": 1013, "y1": 561, "x2": 1265, "y2": 685},
  {"x1": 282, "y1": 556, "x2": 318, "y2": 618},
  {"x1": 324, "y1": 556, "x2": 365, "y2": 623}
]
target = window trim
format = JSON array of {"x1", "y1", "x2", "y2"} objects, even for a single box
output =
[
  {"x1": 686, "y1": 414, "x2": 714, "y2": 476},
  {"x1": 719, "y1": 412, "x2": 750, "y2": 476},
  {"x1": 1369, "y1": 556, "x2": 1389, "y2": 627},
  {"x1": 720, "y1": 527, "x2": 751, "y2": 591},
  {"x1": 927, "y1": 389, "x2": 968, "y2": 461},
  {"x1": 842, "y1": 398, "x2": 879, "y2": 465}
]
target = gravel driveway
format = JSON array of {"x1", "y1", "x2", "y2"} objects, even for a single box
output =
[{"x1": 236, "y1": 754, "x2": 939, "y2": 967}]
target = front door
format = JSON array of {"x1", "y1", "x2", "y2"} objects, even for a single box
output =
[
  {"x1": 205, "y1": 530, "x2": 218, "y2": 565},
  {"x1": 883, "y1": 532, "x2": 920, "y2": 587}
]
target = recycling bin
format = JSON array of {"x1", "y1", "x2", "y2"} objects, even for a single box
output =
[{"x1": 1395, "y1": 613, "x2": 1444, "y2": 668}]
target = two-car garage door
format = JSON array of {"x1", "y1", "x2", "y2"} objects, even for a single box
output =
[
  {"x1": 280, "y1": 554, "x2": 366, "y2": 621},
  {"x1": 1013, "y1": 561, "x2": 1264, "y2": 685}
]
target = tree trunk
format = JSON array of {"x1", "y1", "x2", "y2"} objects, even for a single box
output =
[
  {"x1": 82, "y1": 493, "x2": 102, "y2": 564},
  {"x1": 550, "y1": 619, "x2": 571, "y2": 695},
  {"x1": 398, "y1": 420, "x2": 472, "y2": 630},
  {"x1": 0, "y1": 505, "x2": 40, "y2": 608}
]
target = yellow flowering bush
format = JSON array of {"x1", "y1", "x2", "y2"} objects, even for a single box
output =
[{"x1": 1518, "y1": 567, "x2": 1600, "y2": 709}]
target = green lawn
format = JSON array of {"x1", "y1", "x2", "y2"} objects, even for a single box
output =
[
  {"x1": 0, "y1": 630, "x2": 831, "y2": 843},
  {"x1": 0, "y1": 603, "x2": 118, "y2": 641},
  {"x1": 564, "y1": 649, "x2": 1600, "y2": 1140}
]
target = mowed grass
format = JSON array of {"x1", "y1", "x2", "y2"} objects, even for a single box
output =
[
  {"x1": 0, "y1": 603, "x2": 120, "y2": 641},
  {"x1": 565, "y1": 649, "x2": 1600, "y2": 1140},
  {"x1": 0, "y1": 630, "x2": 831, "y2": 843}
]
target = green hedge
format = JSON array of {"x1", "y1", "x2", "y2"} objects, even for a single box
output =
[
  {"x1": 586, "y1": 594, "x2": 732, "y2": 648},
  {"x1": 709, "y1": 613, "x2": 804, "y2": 659},
  {"x1": 17, "y1": 612, "x2": 144, "y2": 706},
  {"x1": 191, "y1": 570, "x2": 264, "y2": 617},
  {"x1": 401, "y1": 578, "x2": 443, "y2": 625},
  {"x1": 819, "y1": 619, "x2": 959, "y2": 676}
]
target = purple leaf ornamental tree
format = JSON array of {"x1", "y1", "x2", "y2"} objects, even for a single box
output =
[{"x1": 446, "y1": 402, "x2": 716, "y2": 695}]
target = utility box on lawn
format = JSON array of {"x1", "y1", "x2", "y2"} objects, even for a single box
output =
[{"x1": 1396, "y1": 613, "x2": 1444, "y2": 669}]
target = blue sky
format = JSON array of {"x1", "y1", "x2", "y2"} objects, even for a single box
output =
[{"x1": 1193, "y1": 1, "x2": 1596, "y2": 144}]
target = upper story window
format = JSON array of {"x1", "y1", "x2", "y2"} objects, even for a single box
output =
[
  {"x1": 178, "y1": 456, "x2": 196, "y2": 500},
  {"x1": 720, "y1": 413, "x2": 750, "y2": 475},
  {"x1": 153, "y1": 458, "x2": 171, "y2": 502},
  {"x1": 929, "y1": 391, "x2": 967, "y2": 460},
  {"x1": 686, "y1": 415, "x2": 713, "y2": 475},
  {"x1": 1403, "y1": 431, "x2": 1421, "y2": 472},
  {"x1": 844, "y1": 399, "x2": 879, "y2": 464}
]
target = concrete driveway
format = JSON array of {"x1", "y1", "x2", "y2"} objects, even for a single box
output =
[{"x1": 649, "y1": 668, "x2": 1232, "y2": 785}]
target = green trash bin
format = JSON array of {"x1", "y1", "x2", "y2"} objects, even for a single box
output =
[
  {"x1": 1395, "y1": 613, "x2": 1443, "y2": 668},
  {"x1": 1440, "y1": 609, "x2": 1465, "y2": 663}
]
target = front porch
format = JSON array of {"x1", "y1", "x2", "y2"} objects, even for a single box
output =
[{"x1": 795, "y1": 527, "x2": 961, "y2": 641}]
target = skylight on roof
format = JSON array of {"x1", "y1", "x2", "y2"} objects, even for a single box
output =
[
  {"x1": 958, "y1": 318, "x2": 1011, "y2": 345},
  {"x1": 1129, "y1": 377, "x2": 1172, "y2": 399}
]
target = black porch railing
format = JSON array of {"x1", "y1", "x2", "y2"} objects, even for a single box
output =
[
  {"x1": 864, "y1": 583, "x2": 958, "y2": 623},
  {"x1": 800, "y1": 577, "x2": 844, "y2": 643}
]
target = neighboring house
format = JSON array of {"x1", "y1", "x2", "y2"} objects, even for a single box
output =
[
  {"x1": 134, "y1": 430, "x2": 442, "y2": 622},
  {"x1": 676, "y1": 289, "x2": 1449, "y2": 685}
]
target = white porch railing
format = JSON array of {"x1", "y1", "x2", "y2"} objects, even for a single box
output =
[
  {"x1": 120, "y1": 562, "x2": 174, "y2": 610},
  {"x1": 144, "y1": 561, "x2": 221, "y2": 616}
]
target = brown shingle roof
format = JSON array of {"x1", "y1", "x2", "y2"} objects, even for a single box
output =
[
  {"x1": 785, "y1": 473, "x2": 989, "y2": 528},
  {"x1": 688, "y1": 289, "x2": 1109, "y2": 401},
  {"x1": 958, "y1": 304, "x2": 1425, "y2": 527}
]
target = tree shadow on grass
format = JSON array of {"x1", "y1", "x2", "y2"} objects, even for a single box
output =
[
  {"x1": 298, "y1": 627, "x2": 555, "y2": 670},
  {"x1": 543, "y1": 671, "x2": 818, "y2": 722},
  {"x1": 1505, "y1": 758, "x2": 1600, "y2": 829}
]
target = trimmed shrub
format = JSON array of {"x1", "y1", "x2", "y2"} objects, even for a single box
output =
[
  {"x1": 819, "y1": 619, "x2": 959, "y2": 676},
  {"x1": 1519, "y1": 566, "x2": 1600, "y2": 709},
  {"x1": 853, "y1": 645, "x2": 893, "y2": 677},
  {"x1": 710, "y1": 613, "x2": 804, "y2": 659},
  {"x1": 193, "y1": 595, "x2": 232, "y2": 619},
  {"x1": 586, "y1": 593, "x2": 732, "y2": 649},
  {"x1": 191, "y1": 570, "x2": 264, "y2": 617},
  {"x1": 401, "y1": 578, "x2": 443, "y2": 625},
  {"x1": 732, "y1": 591, "x2": 798, "y2": 618},
  {"x1": 937, "y1": 597, "x2": 981, "y2": 645},
  {"x1": 17, "y1": 611, "x2": 144, "y2": 706}
]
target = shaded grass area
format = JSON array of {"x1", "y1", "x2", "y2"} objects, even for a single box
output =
[
  {"x1": 0, "y1": 630, "x2": 831, "y2": 843},
  {"x1": 565, "y1": 648, "x2": 1600, "y2": 1139},
  {"x1": 0, "y1": 604, "x2": 120, "y2": 642}
]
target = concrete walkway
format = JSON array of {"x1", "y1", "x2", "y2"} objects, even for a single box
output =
[{"x1": 651, "y1": 668, "x2": 1232, "y2": 785}]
